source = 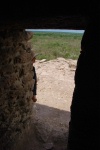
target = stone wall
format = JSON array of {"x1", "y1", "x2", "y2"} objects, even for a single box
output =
[{"x1": 0, "y1": 30, "x2": 34, "y2": 150}]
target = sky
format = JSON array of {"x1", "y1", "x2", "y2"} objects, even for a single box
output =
[{"x1": 25, "y1": 29, "x2": 84, "y2": 34}]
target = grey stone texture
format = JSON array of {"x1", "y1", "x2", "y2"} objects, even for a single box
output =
[{"x1": 0, "y1": 30, "x2": 34, "y2": 150}]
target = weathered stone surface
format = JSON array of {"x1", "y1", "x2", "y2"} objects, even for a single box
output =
[{"x1": 0, "y1": 30, "x2": 34, "y2": 150}]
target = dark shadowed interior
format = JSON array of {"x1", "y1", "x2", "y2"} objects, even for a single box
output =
[{"x1": 0, "y1": 1, "x2": 99, "y2": 150}]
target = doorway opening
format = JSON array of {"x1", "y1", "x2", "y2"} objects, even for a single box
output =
[
  {"x1": 26, "y1": 28, "x2": 84, "y2": 110},
  {"x1": 25, "y1": 29, "x2": 84, "y2": 150}
]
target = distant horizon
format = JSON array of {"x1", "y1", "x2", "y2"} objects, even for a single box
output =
[{"x1": 25, "y1": 29, "x2": 84, "y2": 34}]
